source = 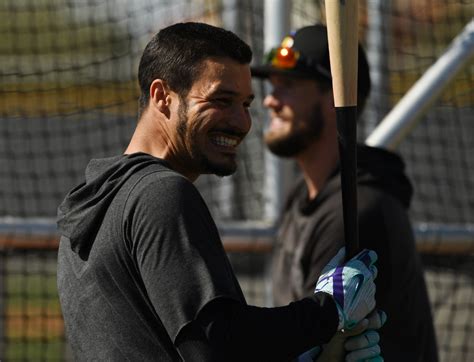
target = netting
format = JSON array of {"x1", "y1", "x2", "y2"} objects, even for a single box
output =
[{"x1": 0, "y1": 0, "x2": 473, "y2": 360}]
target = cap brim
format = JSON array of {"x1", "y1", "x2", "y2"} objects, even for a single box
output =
[{"x1": 251, "y1": 65, "x2": 317, "y2": 79}]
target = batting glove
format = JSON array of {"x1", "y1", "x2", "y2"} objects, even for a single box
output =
[
  {"x1": 314, "y1": 247, "x2": 378, "y2": 330},
  {"x1": 345, "y1": 329, "x2": 382, "y2": 362},
  {"x1": 296, "y1": 309, "x2": 387, "y2": 362},
  {"x1": 345, "y1": 309, "x2": 387, "y2": 362}
]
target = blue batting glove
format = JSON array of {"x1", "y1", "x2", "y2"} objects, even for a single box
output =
[{"x1": 314, "y1": 248, "x2": 378, "y2": 330}]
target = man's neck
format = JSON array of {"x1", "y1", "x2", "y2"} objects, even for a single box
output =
[
  {"x1": 124, "y1": 113, "x2": 199, "y2": 182},
  {"x1": 296, "y1": 138, "x2": 339, "y2": 200}
]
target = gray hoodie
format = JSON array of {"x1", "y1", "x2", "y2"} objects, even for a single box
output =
[{"x1": 56, "y1": 153, "x2": 243, "y2": 360}]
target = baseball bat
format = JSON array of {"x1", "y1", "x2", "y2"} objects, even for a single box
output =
[{"x1": 325, "y1": 0, "x2": 359, "y2": 260}]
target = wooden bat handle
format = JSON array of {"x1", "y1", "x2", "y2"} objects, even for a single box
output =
[{"x1": 325, "y1": 0, "x2": 360, "y2": 260}]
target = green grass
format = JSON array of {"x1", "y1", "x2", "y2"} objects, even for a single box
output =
[
  {"x1": 3, "y1": 253, "x2": 68, "y2": 361},
  {"x1": 5, "y1": 340, "x2": 66, "y2": 361}
]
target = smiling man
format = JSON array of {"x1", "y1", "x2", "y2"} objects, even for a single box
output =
[
  {"x1": 252, "y1": 24, "x2": 438, "y2": 361},
  {"x1": 56, "y1": 22, "x2": 380, "y2": 361},
  {"x1": 127, "y1": 55, "x2": 253, "y2": 180}
]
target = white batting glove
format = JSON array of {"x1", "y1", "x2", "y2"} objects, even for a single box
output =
[
  {"x1": 296, "y1": 309, "x2": 387, "y2": 362},
  {"x1": 345, "y1": 310, "x2": 387, "y2": 362},
  {"x1": 314, "y1": 248, "x2": 378, "y2": 330},
  {"x1": 296, "y1": 346, "x2": 322, "y2": 362},
  {"x1": 345, "y1": 330, "x2": 382, "y2": 362}
]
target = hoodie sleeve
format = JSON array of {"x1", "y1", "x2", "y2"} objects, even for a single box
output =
[{"x1": 122, "y1": 171, "x2": 245, "y2": 343}]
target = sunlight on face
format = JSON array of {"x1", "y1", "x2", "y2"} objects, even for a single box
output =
[{"x1": 177, "y1": 57, "x2": 255, "y2": 177}]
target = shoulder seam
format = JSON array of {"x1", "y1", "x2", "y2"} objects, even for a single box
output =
[{"x1": 120, "y1": 168, "x2": 185, "y2": 247}]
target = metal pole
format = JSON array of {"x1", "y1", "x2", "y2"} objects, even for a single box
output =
[
  {"x1": 365, "y1": 20, "x2": 474, "y2": 150},
  {"x1": 263, "y1": 0, "x2": 292, "y2": 222},
  {"x1": 364, "y1": 0, "x2": 391, "y2": 138},
  {"x1": 261, "y1": 0, "x2": 292, "y2": 307},
  {"x1": 0, "y1": 250, "x2": 4, "y2": 358},
  {"x1": 221, "y1": 0, "x2": 240, "y2": 219}
]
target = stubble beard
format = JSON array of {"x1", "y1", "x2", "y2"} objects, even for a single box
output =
[
  {"x1": 264, "y1": 104, "x2": 325, "y2": 158},
  {"x1": 177, "y1": 99, "x2": 237, "y2": 178}
]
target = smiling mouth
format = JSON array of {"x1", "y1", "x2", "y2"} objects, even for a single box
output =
[
  {"x1": 210, "y1": 134, "x2": 240, "y2": 148},
  {"x1": 268, "y1": 116, "x2": 290, "y2": 131}
]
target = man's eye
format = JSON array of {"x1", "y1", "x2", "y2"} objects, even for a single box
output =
[
  {"x1": 281, "y1": 79, "x2": 296, "y2": 88},
  {"x1": 269, "y1": 79, "x2": 294, "y2": 89},
  {"x1": 214, "y1": 98, "x2": 232, "y2": 106}
]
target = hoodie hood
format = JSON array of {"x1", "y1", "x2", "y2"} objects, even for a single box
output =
[
  {"x1": 293, "y1": 144, "x2": 413, "y2": 215},
  {"x1": 57, "y1": 153, "x2": 170, "y2": 260},
  {"x1": 356, "y1": 144, "x2": 413, "y2": 208}
]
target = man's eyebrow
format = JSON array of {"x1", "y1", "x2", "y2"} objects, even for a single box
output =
[{"x1": 212, "y1": 89, "x2": 255, "y2": 101}]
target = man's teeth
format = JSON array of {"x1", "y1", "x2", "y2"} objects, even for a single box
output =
[{"x1": 213, "y1": 135, "x2": 238, "y2": 147}]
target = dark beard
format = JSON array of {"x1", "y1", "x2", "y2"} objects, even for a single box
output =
[
  {"x1": 201, "y1": 154, "x2": 237, "y2": 177},
  {"x1": 265, "y1": 104, "x2": 324, "y2": 157},
  {"x1": 177, "y1": 99, "x2": 237, "y2": 177}
]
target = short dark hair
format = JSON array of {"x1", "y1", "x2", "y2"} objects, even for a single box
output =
[{"x1": 137, "y1": 22, "x2": 252, "y2": 117}]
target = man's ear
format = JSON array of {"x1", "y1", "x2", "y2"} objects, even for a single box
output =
[
  {"x1": 320, "y1": 88, "x2": 337, "y2": 126},
  {"x1": 323, "y1": 87, "x2": 335, "y2": 107},
  {"x1": 149, "y1": 79, "x2": 171, "y2": 115}
]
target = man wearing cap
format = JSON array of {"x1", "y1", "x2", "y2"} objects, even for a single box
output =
[{"x1": 252, "y1": 24, "x2": 438, "y2": 361}]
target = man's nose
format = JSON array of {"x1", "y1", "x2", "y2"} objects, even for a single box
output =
[
  {"x1": 263, "y1": 93, "x2": 281, "y2": 110},
  {"x1": 229, "y1": 105, "x2": 252, "y2": 134}
]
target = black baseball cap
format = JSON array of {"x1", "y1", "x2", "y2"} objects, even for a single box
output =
[{"x1": 251, "y1": 24, "x2": 371, "y2": 101}]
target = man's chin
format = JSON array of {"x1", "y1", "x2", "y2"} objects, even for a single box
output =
[
  {"x1": 203, "y1": 158, "x2": 237, "y2": 177},
  {"x1": 265, "y1": 134, "x2": 292, "y2": 155},
  {"x1": 265, "y1": 139, "x2": 301, "y2": 158}
]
